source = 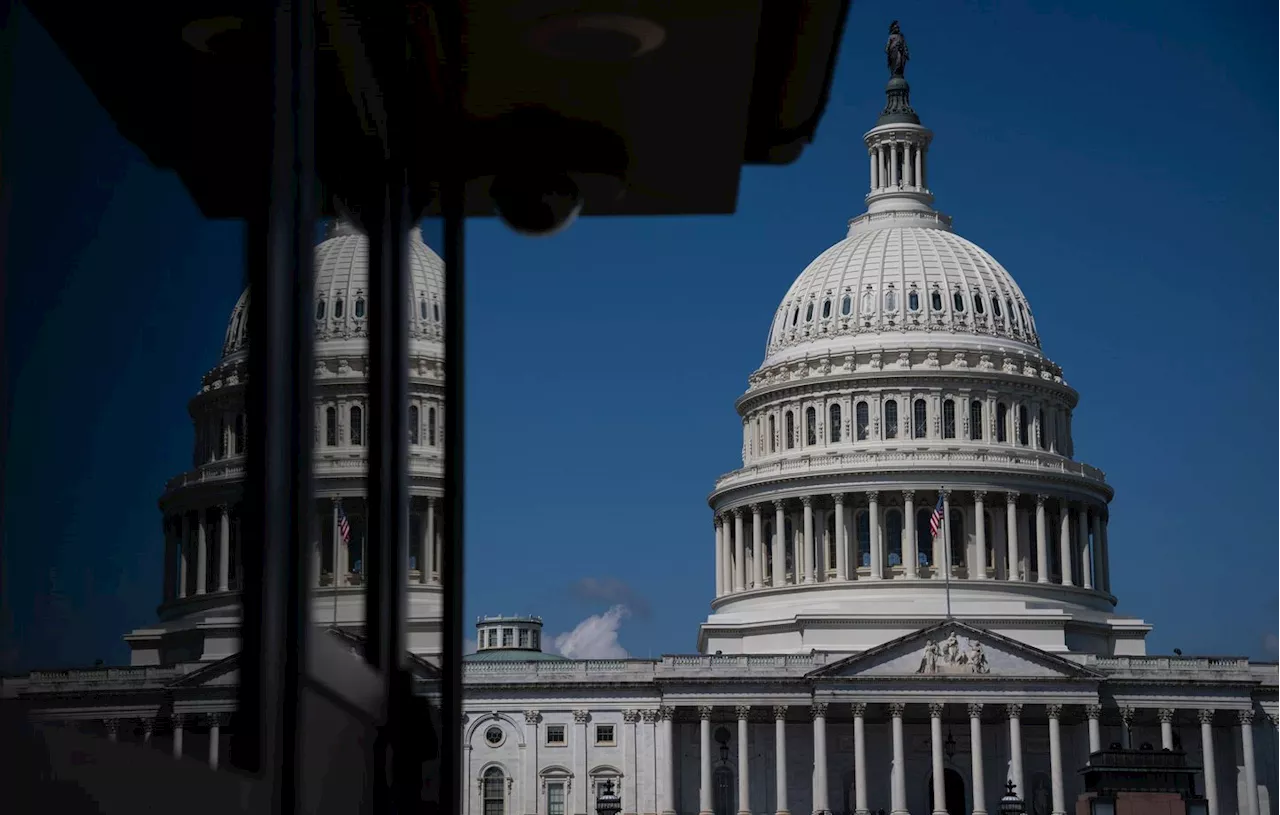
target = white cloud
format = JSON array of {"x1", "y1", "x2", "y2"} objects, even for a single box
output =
[
  {"x1": 463, "y1": 637, "x2": 477, "y2": 655},
  {"x1": 552, "y1": 605, "x2": 631, "y2": 659},
  {"x1": 1264, "y1": 633, "x2": 1278, "y2": 658}
]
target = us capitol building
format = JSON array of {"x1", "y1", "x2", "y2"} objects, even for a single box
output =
[{"x1": 4, "y1": 35, "x2": 1276, "y2": 815}]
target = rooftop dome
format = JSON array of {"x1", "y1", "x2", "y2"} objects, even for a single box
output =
[{"x1": 220, "y1": 219, "x2": 446, "y2": 359}]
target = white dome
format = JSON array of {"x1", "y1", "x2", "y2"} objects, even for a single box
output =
[
  {"x1": 762, "y1": 218, "x2": 1040, "y2": 370},
  {"x1": 220, "y1": 221, "x2": 446, "y2": 359}
]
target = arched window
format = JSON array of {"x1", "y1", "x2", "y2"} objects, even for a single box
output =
[
  {"x1": 785, "y1": 411, "x2": 796, "y2": 449},
  {"x1": 349, "y1": 405, "x2": 363, "y2": 446},
  {"x1": 326, "y1": 407, "x2": 337, "y2": 446},
  {"x1": 856, "y1": 510, "x2": 871, "y2": 567},
  {"x1": 1018, "y1": 405, "x2": 1029, "y2": 446},
  {"x1": 970, "y1": 400, "x2": 983, "y2": 441},
  {"x1": 1006, "y1": 299, "x2": 1017, "y2": 327},
  {"x1": 433, "y1": 302, "x2": 441, "y2": 322},
  {"x1": 790, "y1": 306, "x2": 799, "y2": 327},
  {"x1": 841, "y1": 295, "x2": 852, "y2": 316},
  {"x1": 427, "y1": 407, "x2": 437, "y2": 446},
  {"x1": 333, "y1": 297, "x2": 345, "y2": 318},
  {"x1": 805, "y1": 407, "x2": 817, "y2": 446},
  {"x1": 915, "y1": 507, "x2": 933, "y2": 567},
  {"x1": 913, "y1": 399, "x2": 927, "y2": 439},
  {"x1": 884, "y1": 400, "x2": 898, "y2": 440},
  {"x1": 908, "y1": 290, "x2": 921, "y2": 312},
  {"x1": 768, "y1": 415, "x2": 777, "y2": 452},
  {"x1": 1037, "y1": 408, "x2": 1046, "y2": 449},
  {"x1": 829, "y1": 404, "x2": 842, "y2": 443},
  {"x1": 420, "y1": 300, "x2": 428, "y2": 320},
  {"x1": 952, "y1": 291, "x2": 965, "y2": 312},
  {"x1": 996, "y1": 403, "x2": 1008, "y2": 443},
  {"x1": 884, "y1": 289, "x2": 898, "y2": 312},
  {"x1": 805, "y1": 302, "x2": 815, "y2": 322},
  {"x1": 886, "y1": 509, "x2": 903, "y2": 566},
  {"x1": 942, "y1": 399, "x2": 956, "y2": 439},
  {"x1": 483, "y1": 767, "x2": 506, "y2": 815},
  {"x1": 860, "y1": 290, "x2": 875, "y2": 315},
  {"x1": 930, "y1": 290, "x2": 943, "y2": 311},
  {"x1": 234, "y1": 414, "x2": 245, "y2": 455},
  {"x1": 992, "y1": 297, "x2": 1003, "y2": 318},
  {"x1": 949, "y1": 509, "x2": 965, "y2": 567},
  {"x1": 855, "y1": 401, "x2": 869, "y2": 441},
  {"x1": 821, "y1": 299, "x2": 832, "y2": 319},
  {"x1": 409, "y1": 405, "x2": 420, "y2": 445},
  {"x1": 973, "y1": 291, "x2": 986, "y2": 314},
  {"x1": 354, "y1": 297, "x2": 366, "y2": 319},
  {"x1": 315, "y1": 299, "x2": 326, "y2": 320}
]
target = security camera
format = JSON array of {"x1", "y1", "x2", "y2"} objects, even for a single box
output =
[{"x1": 490, "y1": 170, "x2": 584, "y2": 237}]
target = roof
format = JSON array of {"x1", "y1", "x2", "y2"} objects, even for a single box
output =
[{"x1": 464, "y1": 649, "x2": 569, "y2": 663}]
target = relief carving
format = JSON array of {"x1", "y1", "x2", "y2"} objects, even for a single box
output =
[{"x1": 915, "y1": 632, "x2": 990, "y2": 675}]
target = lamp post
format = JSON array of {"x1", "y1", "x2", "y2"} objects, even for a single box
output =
[
  {"x1": 944, "y1": 729, "x2": 957, "y2": 762},
  {"x1": 596, "y1": 779, "x2": 622, "y2": 815},
  {"x1": 999, "y1": 780, "x2": 1026, "y2": 815}
]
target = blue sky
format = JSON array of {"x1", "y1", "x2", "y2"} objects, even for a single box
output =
[{"x1": 2, "y1": 0, "x2": 1276, "y2": 670}]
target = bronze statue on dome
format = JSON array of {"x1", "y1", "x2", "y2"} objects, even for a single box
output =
[{"x1": 886, "y1": 21, "x2": 909, "y2": 78}]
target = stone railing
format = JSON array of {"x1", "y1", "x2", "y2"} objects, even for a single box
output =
[
  {"x1": 1088, "y1": 655, "x2": 1253, "y2": 673},
  {"x1": 164, "y1": 453, "x2": 442, "y2": 493},
  {"x1": 26, "y1": 666, "x2": 185, "y2": 686},
  {"x1": 464, "y1": 653, "x2": 833, "y2": 681},
  {"x1": 715, "y1": 449, "x2": 1106, "y2": 492}
]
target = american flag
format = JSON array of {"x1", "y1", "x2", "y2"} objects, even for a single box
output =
[
  {"x1": 928, "y1": 492, "x2": 945, "y2": 539},
  {"x1": 337, "y1": 503, "x2": 351, "y2": 546}
]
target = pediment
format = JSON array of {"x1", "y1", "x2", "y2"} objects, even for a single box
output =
[{"x1": 809, "y1": 621, "x2": 1100, "y2": 681}]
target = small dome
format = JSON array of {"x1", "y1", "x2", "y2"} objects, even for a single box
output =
[
  {"x1": 761, "y1": 221, "x2": 1040, "y2": 369},
  {"x1": 221, "y1": 221, "x2": 446, "y2": 359}
]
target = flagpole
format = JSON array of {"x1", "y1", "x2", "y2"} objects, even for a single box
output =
[
  {"x1": 333, "y1": 499, "x2": 340, "y2": 629},
  {"x1": 941, "y1": 486, "x2": 952, "y2": 620}
]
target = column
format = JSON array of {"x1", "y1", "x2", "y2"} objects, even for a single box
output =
[
  {"x1": 803, "y1": 497, "x2": 816, "y2": 583},
  {"x1": 868, "y1": 492, "x2": 883, "y2": 579},
  {"x1": 195, "y1": 509, "x2": 208, "y2": 595},
  {"x1": 173, "y1": 714, "x2": 186, "y2": 757},
  {"x1": 643, "y1": 710, "x2": 660, "y2": 815},
  {"x1": 903, "y1": 142, "x2": 913, "y2": 186},
  {"x1": 1058, "y1": 503, "x2": 1074, "y2": 586},
  {"x1": 752, "y1": 505, "x2": 765, "y2": 589},
  {"x1": 1159, "y1": 708, "x2": 1175, "y2": 750},
  {"x1": 417, "y1": 506, "x2": 429, "y2": 585},
  {"x1": 852, "y1": 703, "x2": 869, "y2": 815},
  {"x1": 1034, "y1": 496, "x2": 1049, "y2": 583},
  {"x1": 698, "y1": 707, "x2": 714, "y2": 815},
  {"x1": 1098, "y1": 513, "x2": 1111, "y2": 593},
  {"x1": 1199, "y1": 710, "x2": 1219, "y2": 815},
  {"x1": 714, "y1": 516, "x2": 725, "y2": 597},
  {"x1": 733, "y1": 509, "x2": 746, "y2": 591},
  {"x1": 890, "y1": 142, "x2": 899, "y2": 186},
  {"x1": 217, "y1": 504, "x2": 230, "y2": 592},
  {"x1": 574, "y1": 710, "x2": 590, "y2": 815},
  {"x1": 331, "y1": 497, "x2": 343, "y2": 586},
  {"x1": 207, "y1": 713, "x2": 222, "y2": 769},
  {"x1": 1007, "y1": 704, "x2": 1024, "y2": 804},
  {"x1": 738, "y1": 706, "x2": 753, "y2": 815},
  {"x1": 974, "y1": 491, "x2": 988, "y2": 579},
  {"x1": 426, "y1": 496, "x2": 437, "y2": 582},
  {"x1": 528, "y1": 711, "x2": 545, "y2": 815},
  {"x1": 811, "y1": 703, "x2": 829, "y2": 815},
  {"x1": 1085, "y1": 705, "x2": 1102, "y2": 754},
  {"x1": 178, "y1": 513, "x2": 191, "y2": 598},
  {"x1": 903, "y1": 491, "x2": 918, "y2": 579},
  {"x1": 890, "y1": 703, "x2": 908, "y2": 815},
  {"x1": 162, "y1": 520, "x2": 176, "y2": 602},
  {"x1": 1047, "y1": 705, "x2": 1065, "y2": 815},
  {"x1": 660, "y1": 706, "x2": 676, "y2": 815},
  {"x1": 869, "y1": 149, "x2": 878, "y2": 192},
  {"x1": 969, "y1": 704, "x2": 987, "y2": 815},
  {"x1": 773, "y1": 706, "x2": 790, "y2": 815},
  {"x1": 834, "y1": 494, "x2": 848, "y2": 580},
  {"x1": 1089, "y1": 511, "x2": 1102, "y2": 591},
  {"x1": 1120, "y1": 707, "x2": 1134, "y2": 749},
  {"x1": 104, "y1": 718, "x2": 119, "y2": 742},
  {"x1": 929, "y1": 703, "x2": 945, "y2": 815},
  {"x1": 312, "y1": 508, "x2": 324, "y2": 588},
  {"x1": 142, "y1": 718, "x2": 154, "y2": 744},
  {"x1": 915, "y1": 144, "x2": 923, "y2": 188},
  {"x1": 1240, "y1": 710, "x2": 1258, "y2": 815},
  {"x1": 1078, "y1": 508, "x2": 1092, "y2": 589},
  {"x1": 773, "y1": 501, "x2": 786, "y2": 588}
]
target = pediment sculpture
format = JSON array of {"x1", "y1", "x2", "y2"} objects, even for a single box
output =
[{"x1": 915, "y1": 632, "x2": 990, "y2": 675}]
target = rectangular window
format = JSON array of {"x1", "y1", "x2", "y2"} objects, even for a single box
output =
[
  {"x1": 548, "y1": 782, "x2": 566, "y2": 815},
  {"x1": 595, "y1": 724, "x2": 615, "y2": 745},
  {"x1": 518, "y1": 628, "x2": 529, "y2": 648},
  {"x1": 546, "y1": 724, "x2": 566, "y2": 745},
  {"x1": 486, "y1": 630, "x2": 497, "y2": 648},
  {"x1": 502, "y1": 628, "x2": 513, "y2": 647},
  {"x1": 532, "y1": 630, "x2": 540, "y2": 650}
]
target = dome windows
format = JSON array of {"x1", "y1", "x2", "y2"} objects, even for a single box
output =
[
  {"x1": 969, "y1": 400, "x2": 983, "y2": 440},
  {"x1": 790, "y1": 306, "x2": 800, "y2": 327},
  {"x1": 907, "y1": 289, "x2": 921, "y2": 313},
  {"x1": 1018, "y1": 405, "x2": 1029, "y2": 446},
  {"x1": 828, "y1": 404, "x2": 841, "y2": 443},
  {"x1": 860, "y1": 290, "x2": 875, "y2": 316},
  {"x1": 409, "y1": 404, "x2": 420, "y2": 445},
  {"x1": 952, "y1": 291, "x2": 966, "y2": 313},
  {"x1": 805, "y1": 302, "x2": 815, "y2": 323},
  {"x1": 315, "y1": 299, "x2": 326, "y2": 320},
  {"x1": 785, "y1": 411, "x2": 796, "y2": 449},
  {"x1": 333, "y1": 298, "x2": 345, "y2": 319},
  {"x1": 821, "y1": 298, "x2": 832, "y2": 320},
  {"x1": 432, "y1": 302, "x2": 441, "y2": 322},
  {"x1": 930, "y1": 290, "x2": 943, "y2": 311},
  {"x1": 354, "y1": 296, "x2": 366, "y2": 319},
  {"x1": 884, "y1": 399, "x2": 898, "y2": 439},
  {"x1": 325, "y1": 407, "x2": 337, "y2": 446},
  {"x1": 768, "y1": 415, "x2": 777, "y2": 452},
  {"x1": 992, "y1": 297, "x2": 1003, "y2": 318},
  {"x1": 884, "y1": 288, "x2": 899, "y2": 314},
  {"x1": 349, "y1": 405, "x2": 364, "y2": 446},
  {"x1": 996, "y1": 403, "x2": 1008, "y2": 443},
  {"x1": 913, "y1": 399, "x2": 927, "y2": 439},
  {"x1": 427, "y1": 407, "x2": 437, "y2": 446},
  {"x1": 1006, "y1": 299, "x2": 1018, "y2": 327},
  {"x1": 840, "y1": 295, "x2": 852, "y2": 316},
  {"x1": 855, "y1": 401, "x2": 869, "y2": 441},
  {"x1": 942, "y1": 399, "x2": 957, "y2": 439},
  {"x1": 805, "y1": 407, "x2": 817, "y2": 446},
  {"x1": 973, "y1": 291, "x2": 986, "y2": 315},
  {"x1": 420, "y1": 300, "x2": 429, "y2": 320}
]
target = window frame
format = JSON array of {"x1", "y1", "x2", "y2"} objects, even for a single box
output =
[{"x1": 545, "y1": 724, "x2": 567, "y2": 746}]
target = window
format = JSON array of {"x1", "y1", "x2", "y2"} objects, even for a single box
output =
[
  {"x1": 886, "y1": 509, "x2": 903, "y2": 566},
  {"x1": 349, "y1": 405, "x2": 363, "y2": 446},
  {"x1": 502, "y1": 628, "x2": 513, "y2": 647},
  {"x1": 785, "y1": 411, "x2": 796, "y2": 449},
  {"x1": 325, "y1": 407, "x2": 337, "y2": 446},
  {"x1": 409, "y1": 405, "x2": 420, "y2": 445},
  {"x1": 930, "y1": 290, "x2": 943, "y2": 311},
  {"x1": 970, "y1": 400, "x2": 983, "y2": 441},
  {"x1": 354, "y1": 296, "x2": 366, "y2": 319},
  {"x1": 860, "y1": 290, "x2": 874, "y2": 315},
  {"x1": 790, "y1": 306, "x2": 799, "y2": 327},
  {"x1": 884, "y1": 289, "x2": 898, "y2": 312},
  {"x1": 784, "y1": 519, "x2": 794, "y2": 575},
  {"x1": 841, "y1": 294, "x2": 852, "y2": 316},
  {"x1": 907, "y1": 290, "x2": 920, "y2": 312},
  {"x1": 915, "y1": 507, "x2": 933, "y2": 566},
  {"x1": 483, "y1": 768, "x2": 505, "y2": 815},
  {"x1": 547, "y1": 782, "x2": 566, "y2": 815},
  {"x1": 973, "y1": 291, "x2": 986, "y2": 314},
  {"x1": 856, "y1": 510, "x2": 870, "y2": 567},
  {"x1": 821, "y1": 299, "x2": 832, "y2": 319},
  {"x1": 234, "y1": 414, "x2": 245, "y2": 455},
  {"x1": 485, "y1": 726, "x2": 504, "y2": 746},
  {"x1": 315, "y1": 298, "x2": 326, "y2": 320},
  {"x1": 805, "y1": 407, "x2": 816, "y2": 446},
  {"x1": 1037, "y1": 408, "x2": 1045, "y2": 449},
  {"x1": 992, "y1": 297, "x2": 1003, "y2": 318},
  {"x1": 333, "y1": 297, "x2": 344, "y2": 318},
  {"x1": 595, "y1": 725, "x2": 615, "y2": 745},
  {"x1": 805, "y1": 302, "x2": 814, "y2": 322},
  {"x1": 433, "y1": 302, "x2": 441, "y2": 322},
  {"x1": 942, "y1": 399, "x2": 956, "y2": 439},
  {"x1": 884, "y1": 400, "x2": 898, "y2": 440},
  {"x1": 531, "y1": 630, "x2": 540, "y2": 650},
  {"x1": 768, "y1": 415, "x2": 777, "y2": 452},
  {"x1": 996, "y1": 403, "x2": 1008, "y2": 442},
  {"x1": 546, "y1": 725, "x2": 566, "y2": 745},
  {"x1": 826, "y1": 514, "x2": 837, "y2": 571},
  {"x1": 952, "y1": 291, "x2": 965, "y2": 312},
  {"x1": 913, "y1": 399, "x2": 927, "y2": 439},
  {"x1": 428, "y1": 407, "x2": 437, "y2": 446},
  {"x1": 1018, "y1": 406, "x2": 1029, "y2": 446},
  {"x1": 1019, "y1": 304, "x2": 1030, "y2": 332},
  {"x1": 855, "y1": 402, "x2": 869, "y2": 441},
  {"x1": 518, "y1": 628, "x2": 529, "y2": 648},
  {"x1": 949, "y1": 510, "x2": 965, "y2": 566},
  {"x1": 218, "y1": 418, "x2": 228, "y2": 459},
  {"x1": 829, "y1": 404, "x2": 842, "y2": 443},
  {"x1": 486, "y1": 629, "x2": 497, "y2": 647}
]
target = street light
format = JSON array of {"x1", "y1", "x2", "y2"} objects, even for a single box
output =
[
  {"x1": 596, "y1": 779, "x2": 622, "y2": 815},
  {"x1": 998, "y1": 780, "x2": 1026, "y2": 815},
  {"x1": 944, "y1": 729, "x2": 957, "y2": 761}
]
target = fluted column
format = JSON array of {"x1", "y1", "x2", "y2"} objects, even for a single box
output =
[
  {"x1": 1005, "y1": 493, "x2": 1020, "y2": 581},
  {"x1": 1047, "y1": 704, "x2": 1065, "y2": 815},
  {"x1": 1085, "y1": 705, "x2": 1102, "y2": 753},
  {"x1": 1240, "y1": 710, "x2": 1258, "y2": 815},
  {"x1": 207, "y1": 713, "x2": 223, "y2": 769},
  {"x1": 869, "y1": 150, "x2": 878, "y2": 192},
  {"x1": 973, "y1": 491, "x2": 988, "y2": 579},
  {"x1": 929, "y1": 703, "x2": 946, "y2": 815},
  {"x1": 773, "y1": 706, "x2": 790, "y2": 815},
  {"x1": 1007, "y1": 704, "x2": 1024, "y2": 805},
  {"x1": 1034, "y1": 496, "x2": 1049, "y2": 583},
  {"x1": 915, "y1": 145, "x2": 924, "y2": 189},
  {"x1": 868, "y1": 492, "x2": 883, "y2": 579},
  {"x1": 714, "y1": 516, "x2": 726, "y2": 597},
  {"x1": 839, "y1": 702, "x2": 864, "y2": 815},
  {"x1": 418, "y1": 504, "x2": 429, "y2": 585},
  {"x1": 1120, "y1": 706, "x2": 1134, "y2": 749},
  {"x1": 738, "y1": 706, "x2": 752, "y2": 815},
  {"x1": 698, "y1": 707, "x2": 714, "y2": 815},
  {"x1": 1199, "y1": 710, "x2": 1219, "y2": 815},
  {"x1": 172, "y1": 714, "x2": 186, "y2": 757},
  {"x1": 773, "y1": 501, "x2": 786, "y2": 587},
  {"x1": 1159, "y1": 708, "x2": 1175, "y2": 750},
  {"x1": 890, "y1": 703, "x2": 908, "y2": 815},
  {"x1": 1058, "y1": 503, "x2": 1074, "y2": 586},
  {"x1": 660, "y1": 706, "x2": 676, "y2": 815},
  {"x1": 195, "y1": 510, "x2": 208, "y2": 595},
  {"x1": 969, "y1": 704, "x2": 987, "y2": 815},
  {"x1": 1076, "y1": 507, "x2": 1091, "y2": 589},
  {"x1": 752, "y1": 505, "x2": 765, "y2": 589},
  {"x1": 833, "y1": 494, "x2": 848, "y2": 580},
  {"x1": 802, "y1": 497, "x2": 815, "y2": 583},
  {"x1": 217, "y1": 504, "x2": 231, "y2": 592},
  {"x1": 903, "y1": 491, "x2": 918, "y2": 579},
  {"x1": 811, "y1": 703, "x2": 829, "y2": 815},
  {"x1": 574, "y1": 710, "x2": 590, "y2": 815},
  {"x1": 426, "y1": 496, "x2": 437, "y2": 582},
  {"x1": 179, "y1": 512, "x2": 191, "y2": 597},
  {"x1": 733, "y1": 508, "x2": 746, "y2": 592}
]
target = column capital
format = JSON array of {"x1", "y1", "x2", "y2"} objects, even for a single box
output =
[
  {"x1": 1119, "y1": 705, "x2": 1135, "y2": 723},
  {"x1": 1006, "y1": 491, "x2": 1020, "y2": 505},
  {"x1": 1035, "y1": 494, "x2": 1048, "y2": 507},
  {"x1": 972, "y1": 490, "x2": 986, "y2": 502},
  {"x1": 902, "y1": 489, "x2": 915, "y2": 502},
  {"x1": 731, "y1": 507, "x2": 743, "y2": 518},
  {"x1": 734, "y1": 705, "x2": 751, "y2": 720},
  {"x1": 102, "y1": 717, "x2": 120, "y2": 733},
  {"x1": 697, "y1": 705, "x2": 714, "y2": 720},
  {"x1": 525, "y1": 710, "x2": 543, "y2": 725},
  {"x1": 772, "y1": 705, "x2": 789, "y2": 721},
  {"x1": 461, "y1": 713, "x2": 470, "y2": 726},
  {"x1": 1196, "y1": 709, "x2": 1215, "y2": 725},
  {"x1": 928, "y1": 702, "x2": 944, "y2": 719},
  {"x1": 217, "y1": 501, "x2": 230, "y2": 513},
  {"x1": 810, "y1": 701, "x2": 828, "y2": 719},
  {"x1": 641, "y1": 709, "x2": 660, "y2": 724},
  {"x1": 801, "y1": 496, "x2": 813, "y2": 508},
  {"x1": 888, "y1": 702, "x2": 906, "y2": 717},
  {"x1": 749, "y1": 503, "x2": 762, "y2": 515},
  {"x1": 331, "y1": 495, "x2": 342, "y2": 505},
  {"x1": 203, "y1": 712, "x2": 230, "y2": 728},
  {"x1": 572, "y1": 709, "x2": 591, "y2": 724},
  {"x1": 171, "y1": 713, "x2": 190, "y2": 729},
  {"x1": 1237, "y1": 709, "x2": 1255, "y2": 726},
  {"x1": 426, "y1": 495, "x2": 436, "y2": 508},
  {"x1": 622, "y1": 709, "x2": 640, "y2": 724},
  {"x1": 1085, "y1": 705, "x2": 1102, "y2": 720},
  {"x1": 658, "y1": 706, "x2": 676, "y2": 721},
  {"x1": 1157, "y1": 708, "x2": 1175, "y2": 724},
  {"x1": 1045, "y1": 704, "x2": 1063, "y2": 720},
  {"x1": 867, "y1": 490, "x2": 880, "y2": 502},
  {"x1": 831, "y1": 492, "x2": 846, "y2": 504},
  {"x1": 1005, "y1": 703, "x2": 1023, "y2": 719},
  {"x1": 967, "y1": 703, "x2": 984, "y2": 718},
  {"x1": 851, "y1": 702, "x2": 868, "y2": 717},
  {"x1": 772, "y1": 499, "x2": 786, "y2": 511},
  {"x1": 940, "y1": 487, "x2": 952, "y2": 499}
]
